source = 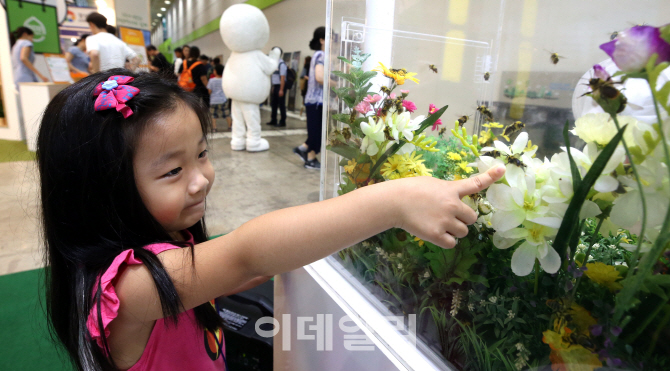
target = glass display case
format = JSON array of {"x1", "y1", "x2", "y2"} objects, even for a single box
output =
[{"x1": 308, "y1": 0, "x2": 670, "y2": 370}]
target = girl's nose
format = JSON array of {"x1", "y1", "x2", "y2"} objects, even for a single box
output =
[{"x1": 188, "y1": 171, "x2": 210, "y2": 195}]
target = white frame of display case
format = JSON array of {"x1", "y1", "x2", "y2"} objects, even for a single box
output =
[{"x1": 304, "y1": 257, "x2": 455, "y2": 370}]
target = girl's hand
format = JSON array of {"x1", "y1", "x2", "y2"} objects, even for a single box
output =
[{"x1": 393, "y1": 166, "x2": 505, "y2": 249}]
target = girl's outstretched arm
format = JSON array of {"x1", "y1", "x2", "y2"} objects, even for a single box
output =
[{"x1": 114, "y1": 167, "x2": 504, "y2": 324}]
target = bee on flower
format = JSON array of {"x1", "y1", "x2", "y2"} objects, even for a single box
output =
[{"x1": 373, "y1": 62, "x2": 420, "y2": 85}]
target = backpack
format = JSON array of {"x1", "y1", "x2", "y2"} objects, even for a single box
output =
[
  {"x1": 178, "y1": 60, "x2": 204, "y2": 92},
  {"x1": 283, "y1": 61, "x2": 297, "y2": 90}
]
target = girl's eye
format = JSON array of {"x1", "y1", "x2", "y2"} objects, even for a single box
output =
[
  {"x1": 164, "y1": 167, "x2": 182, "y2": 177},
  {"x1": 199, "y1": 149, "x2": 208, "y2": 159}
]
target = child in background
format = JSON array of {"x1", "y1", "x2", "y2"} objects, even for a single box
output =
[
  {"x1": 207, "y1": 64, "x2": 231, "y2": 131},
  {"x1": 37, "y1": 70, "x2": 503, "y2": 371}
]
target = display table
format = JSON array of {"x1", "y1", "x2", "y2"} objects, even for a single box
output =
[{"x1": 19, "y1": 82, "x2": 69, "y2": 152}]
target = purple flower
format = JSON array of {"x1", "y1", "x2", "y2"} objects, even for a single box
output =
[
  {"x1": 509, "y1": 286, "x2": 518, "y2": 293},
  {"x1": 611, "y1": 326, "x2": 622, "y2": 336},
  {"x1": 604, "y1": 336, "x2": 613, "y2": 348},
  {"x1": 565, "y1": 280, "x2": 574, "y2": 291},
  {"x1": 593, "y1": 64, "x2": 610, "y2": 81},
  {"x1": 600, "y1": 25, "x2": 670, "y2": 72},
  {"x1": 590, "y1": 324, "x2": 603, "y2": 336}
]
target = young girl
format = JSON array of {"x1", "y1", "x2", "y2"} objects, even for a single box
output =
[{"x1": 38, "y1": 70, "x2": 503, "y2": 371}]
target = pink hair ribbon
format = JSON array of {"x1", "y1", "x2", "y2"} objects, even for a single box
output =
[{"x1": 92, "y1": 76, "x2": 140, "y2": 118}]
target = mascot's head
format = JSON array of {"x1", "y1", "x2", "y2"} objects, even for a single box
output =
[{"x1": 219, "y1": 4, "x2": 269, "y2": 52}]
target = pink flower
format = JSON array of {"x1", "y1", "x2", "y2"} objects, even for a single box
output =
[
  {"x1": 600, "y1": 25, "x2": 670, "y2": 72},
  {"x1": 402, "y1": 100, "x2": 417, "y2": 113},
  {"x1": 432, "y1": 118, "x2": 443, "y2": 131},
  {"x1": 355, "y1": 101, "x2": 372, "y2": 115},
  {"x1": 400, "y1": 89, "x2": 409, "y2": 94},
  {"x1": 364, "y1": 94, "x2": 382, "y2": 103},
  {"x1": 429, "y1": 103, "x2": 438, "y2": 115},
  {"x1": 390, "y1": 93, "x2": 396, "y2": 99}
]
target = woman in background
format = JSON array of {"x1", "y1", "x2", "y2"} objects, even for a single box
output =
[
  {"x1": 11, "y1": 27, "x2": 48, "y2": 88},
  {"x1": 299, "y1": 56, "x2": 311, "y2": 116},
  {"x1": 65, "y1": 35, "x2": 90, "y2": 76}
]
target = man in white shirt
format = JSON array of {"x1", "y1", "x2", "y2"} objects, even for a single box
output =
[{"x1": 85, "y1": 13, "x2": 139, "y2": 73}]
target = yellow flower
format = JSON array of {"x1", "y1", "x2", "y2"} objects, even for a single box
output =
[
  {"x1": 525, "y1": 139, "x2": 538, "y2": 157},
  {"x1": 402, "y1": 152, "x2": 426, "y2": 169},
  {"x1": 414, "y1": 237, "x2": 425, "y2": 247},
  {"x1": 344, "y1": 159, "x2": 357, "y2": 174},
  {"x1": 478, "y1": 129, "x2": 495, "y2": 146},
  {"x1": 381, "y1": 154, "x2": 405, "y2": 179},
  {"x1": 458, "y1": 161, "x2": 474, "y2": 173},
  {"x1": 584, "y1": 262, "x2": 623, "y2": 292},
  {"x1": 460, "y1": 151, "x2": 467, "y2": 157},
  {"x1": 447, "y1": 152, "x2": 462, "y2": 161},
  {"x1": 373, "y1": 62, "x2": 419, "y2": 85},
  {"x1": 543, "y1": 329, "x2": 602, "y2": 371},
  {"x1": 483, "y1": 122, "x2": 503, "y2": 129}
]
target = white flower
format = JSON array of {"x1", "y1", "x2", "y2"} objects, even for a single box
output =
[
  {"x1": 487, "y1": 166, "x2": 559, "y2": 232},
  {"x1": 468, "y1": 289, "x2": 475, "y2": 295},
  {"x1": 496, "y1": 222, "x2": 562, "y2": 276},
  {"x1": 397, "y1": 253, "x2": 402, "y2": 258},
  {"x1": 489, "y1": 296, "x2": 498, "y2": 303},
  {"x1": 423, "y1": 271, "x2": 430, "y2": 278},
  {"x1": 482, "y1": 132, "x2": 535, "y2": 158},
  {"x1": 592, "y1": 243, "x2": 601, "y2": 249},
  {"x1": 571, "y1": 113, "x2": 621, "y2": 146},
  {"x1": 507, "y1": 310, "x2": 515, "y2": 319},
  {"x1": 609, "y1": 244, "x2": 616, "y2": 249},
  {"x1": 479, "y1": 300, "x2": 486, "y2": 306},
  {"x1": 397, "y1": 263, "x2": 403, "y2": 269},
  {"x1": 360, "y1": 116, "x2": 385, "y2": 155},
  {"x1": 515, "y1": 343, "x2": 525, "y2": 351},
  {"x1": 468, "y1": 304, "x2": 475, "y2": 311},
  {"x1": 387, "y1": 111, "x2": 418, "y2": 143}
]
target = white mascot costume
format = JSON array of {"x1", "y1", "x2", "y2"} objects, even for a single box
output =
[{"x1": 220, "y1": 4, "x2": 281, "y2": 152}]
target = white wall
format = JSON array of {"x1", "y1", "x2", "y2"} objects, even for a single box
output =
[{"x1": 156, "y1": 0, "x2": 327, "y2": 106}]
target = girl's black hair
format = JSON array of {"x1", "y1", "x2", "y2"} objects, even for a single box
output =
[
  {"x1": 189, "y1": 46, "x2": 201, "y2": 60},
  {"x1": 37, "y1": 69, "x2": 222, "y2": 371},
  {"x1": 11, "y1": 26, "x2": 34, "y2": 47}
]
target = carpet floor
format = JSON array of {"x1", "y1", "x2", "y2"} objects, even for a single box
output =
[
  {"x1": 0, "y1": 140, "x2": 35, "y2": 163},
  {"x1": 0, "y1": 268, "x2": 73, "y2": 370}
]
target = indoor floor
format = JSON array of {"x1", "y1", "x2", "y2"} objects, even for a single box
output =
[{"x1": 0, "y1": 110, "x2": 320, "y2": 276}]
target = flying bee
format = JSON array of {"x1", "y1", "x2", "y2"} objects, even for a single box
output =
[
  {"x1": 609, "y1": 30, "x2": 619, "y2": 41},
  {"x1": 438, "y1": 127, "x2": 447, "y2": 136},
  {"x1": 457, "y1": 115, "x2": 470, "y2": 127},
  {"x1": 546, "y1": 50, "x2": 566, "y2": 65},
  {"x1": 476, "y1": 105, "x2": 494, "y2": 121},
  {"x1": 502, "y1": 121, "x2": 525, "y2": 138},
  {"x1": 429, "y1": 64, "x2": 438, "y2": 73},
  {"x1": 483, "y1": 72, "x2": 490, "y2": 81}
]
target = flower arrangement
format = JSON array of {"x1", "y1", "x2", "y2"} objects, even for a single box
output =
[{"x1": 328, "y1": 23, "x2": 670, "y2": 371}]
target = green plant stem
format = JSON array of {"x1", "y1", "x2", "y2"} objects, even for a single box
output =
[
  {"x1": 611, "y1": 115, "x2": 649, "y2": 278},
  {"x1": 647, "y1": 305, "x2": 670, "y2": 358},
  {"x1": 626, "y1": 298, "x2": 668, "y2": 343},
  {"x1": 534, "y1": 261, "x2": 540, "y2": 296},
  {"x1": 650, "y1": 92, "x2": 670, "y2": 185},
  {"x1": 571, "y1": 217, "x2": 605, "y2": 297}
]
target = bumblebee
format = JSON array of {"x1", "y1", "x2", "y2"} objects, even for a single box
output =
[
  {"x1": 380, "y1": 86, "x2": 392, "y2": 95},
  {"x1": 583, "y1": 76, "x2": 627, "y2": 114},
  {"x1": 548, "y1": 51, "x2": 565, "y2": 65},
  {"x1": 429, "y1": 64, "x2": 438, "y2": 73},
  {"x1": 609, "y1": 31, "x2": 619, "y2": 41},
  {"x1": 341, "y1": 127, "x2": 352, "y2": 141},
  {"x1": 505, "y1": 154, "x2": 526, "y2": 169},
  {"x1": 481, "y1": 150, "x2": 501, "y2": 158},
  {"x1": 476, "y1": 105, "x2": 494, "y2": 122},
  {"x1": 502, "y1": 121, "x2": 525, "y2": 138},
  {"x1": 569, "y1": 333, "x2": 596, "y2": 351},
  {"x1": 457, "y1": 115, "x2": 470, "y2": 127},
  {"x1": 438, "y1": 127, "x2": 447, "y2": 136},
  {"x1": 483, "y1": 72, "x2": 490, "y2": 81},
  {"x1": 546, "y1": 298, "x2": 573, "y2": 330}
]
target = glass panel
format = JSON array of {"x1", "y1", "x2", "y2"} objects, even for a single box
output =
[{"x1": 322, "y1": 1, "x2": 670, "y2": 370}]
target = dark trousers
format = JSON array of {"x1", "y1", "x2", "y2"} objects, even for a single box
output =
[
  {"x1": 305, "y1": 103, "x2": 323, "y2": 154},
  {"x1": 270, "y1": 85, "x2": 286, "y2": 125}
]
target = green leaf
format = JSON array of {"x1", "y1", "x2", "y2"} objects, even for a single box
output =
[
  {"x1": 563, "y1": 120, "x2": 582, "y2": 191},
  {"x1": 332, "y1": 70, "x2": 356, "y2": 85},
  {"x1": 337, "y1": 177, "x2": 357, "y2": 195},
  {"x1": 327, "y1": 143, "x2": 361, "y2": 160},
  {"x1": 331, "y1": 113, "x2": 351, "y2": 124},
  {"x1": 553, "y1": 124, "x2": 628, "y2": 259},
  {"x1": 337, "y1": 56, "x2": 353, "y2": 65},
  {"x1": 358, "y1": 71, "x2": 379, "y2": 87}
]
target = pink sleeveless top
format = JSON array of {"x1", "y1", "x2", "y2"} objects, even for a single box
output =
[{"x1": 86, "y1": 233, "x2": 226, "y2": 370}]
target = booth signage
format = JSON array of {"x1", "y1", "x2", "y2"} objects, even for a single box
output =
[{"x1": 7, "y1": 0, "x2": 60, "y2": 54}]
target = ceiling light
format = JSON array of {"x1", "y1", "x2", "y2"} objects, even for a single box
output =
[
  {"x1": 157, "y1": 13, "x2": 162, "y2": 17},
  {"x1": 165, "y1": 0, "x2": 170, "y2": 3},
  {"x1": 161, "y1": 7, "x2": 166, "y2": 11}
]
